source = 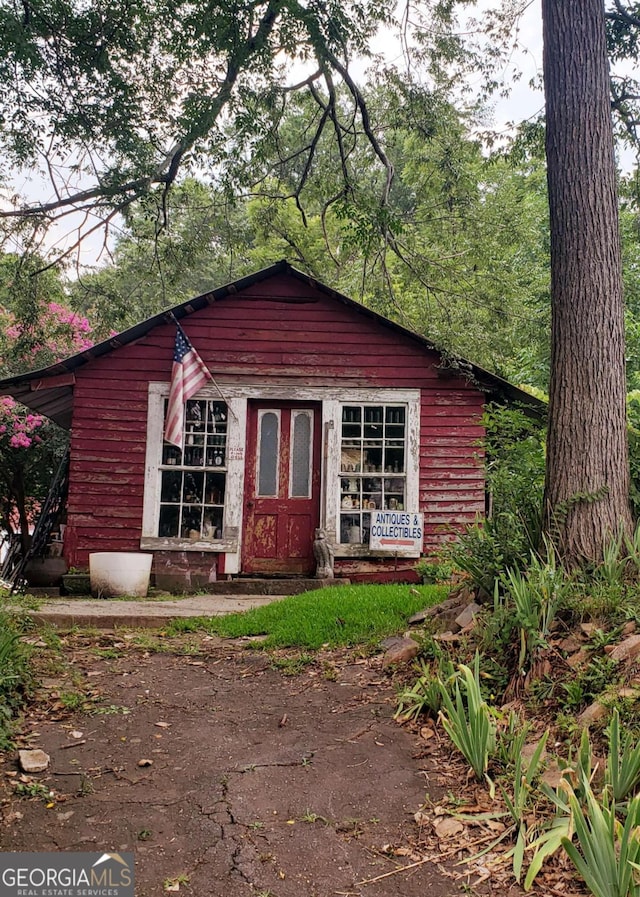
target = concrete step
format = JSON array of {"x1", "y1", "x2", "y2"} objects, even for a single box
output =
[
  {"x1": 205, "y1": 577, "x2": 345, "y2": 596},
  {"x1": 27, "y1": 594, "x2": 287, "y2": 630}
]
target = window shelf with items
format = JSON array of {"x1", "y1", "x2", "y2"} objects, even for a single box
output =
[
  {"x1": 339, "y1": 404, "x2": 407, "y2": 545},
  {"x1": 159, "y1": 399, "x2": 228, "y2": 542}
]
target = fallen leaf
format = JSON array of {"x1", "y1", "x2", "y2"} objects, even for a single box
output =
[
  {"x1": 4, "y1": 810, "x2": 23, "y2": 823},
  {"x1": 414, "y1": 810, "x2": 430, "y2": 826},
  {"x1": 155, "y1": 722, "x2": 171, "y2": 729},
  {"x1": 419, "y1": 726, "x2": 435, "y2": 740},
  {"x1": 434, "y1": 817, "x2": 464, "y2": 839}
]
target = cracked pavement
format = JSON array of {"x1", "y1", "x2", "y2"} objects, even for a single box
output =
[{"x1": 0, "y1": 642, "x2": 456, "y2": 896}]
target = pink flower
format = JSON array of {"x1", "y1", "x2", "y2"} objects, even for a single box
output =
[{"x1": 10, "y1": 432, "x2": 31, "y2": 448}]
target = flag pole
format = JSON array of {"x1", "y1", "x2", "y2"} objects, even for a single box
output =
[{"x1": 167, "y1": 312, "x2": 238, "y2": 422}]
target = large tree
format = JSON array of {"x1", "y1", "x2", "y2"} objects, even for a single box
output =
[{"x1": 542, "y1": 0, "x2": 633, "y2": 562}]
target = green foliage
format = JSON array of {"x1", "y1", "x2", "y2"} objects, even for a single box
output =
[
  {"x1": 606, "y1": 709, "x2": 640, "y2": 802},
  {"x1": 563, "y1": 780, "x2": 640, "y2": 897},
  {"x1": 596, "y1": 528, "x2": 629, "y2": 586},
  {"x1": 500, "y1": 728, "x2": 549, "y2": 883},
  {"x1": 0, "y1": 612, "x2": 32, "y2": 747},
  {"x1": 445, "y1": 405, "x2": 545, "y2": 595},
  {"x1": 474, "y1": 582, "x2": 519, "y2": 664},
  {"x1": 166, "y1": 584, "x2": 447, "y2": 649},
  {"x1": 414, "y1": 558, "x2": 454, "y2": 584},
  {"x1": 504, "y1": 543, "x2": 566, "y2": 671},
  {"x1": 438, "y1": 653, "x2": 497, "y2": 782},
  {"x1": 395, "y1": 659, "x2": 443, "y2": 721}
]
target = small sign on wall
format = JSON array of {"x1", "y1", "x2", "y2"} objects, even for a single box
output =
[{"x1": 369, "y1": 510, "x2": 424, "y2": 554}]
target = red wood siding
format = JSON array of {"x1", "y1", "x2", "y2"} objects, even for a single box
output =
[{"x1": 64, "y1": 274, "x2": 485, "y2": 567}]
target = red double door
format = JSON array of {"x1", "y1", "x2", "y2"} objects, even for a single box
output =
[{"x1": 242, "y1": 402, "x2": 321, "y2": 574}]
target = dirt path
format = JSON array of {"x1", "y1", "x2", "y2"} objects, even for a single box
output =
[{"x1": 0, "y1": 640, "x2": 487, "y2": 896}]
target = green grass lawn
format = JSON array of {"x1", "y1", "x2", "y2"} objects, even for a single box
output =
[{"x1": 166, "y1": 583, "x2": 449, "y2": 649}]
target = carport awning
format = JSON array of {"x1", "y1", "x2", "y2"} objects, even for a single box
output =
[{"x1": 1, "y1": 372, "x2": 75, "y2": 429}]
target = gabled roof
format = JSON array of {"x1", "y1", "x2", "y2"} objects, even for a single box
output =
[{"x1": 0, "y1": 259, "x2": 545, "y2": 428}]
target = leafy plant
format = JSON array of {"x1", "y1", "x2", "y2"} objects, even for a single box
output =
[
  {"x1": 561, "y1": 680, "x2": 586, "y2": 710},
  {"x1": 573, "y1": 656, "x2": 619, "y2": 706},
  {"x1": 0, "y1": 615, "x2": 32, "y2": 746},
  {"x1": 606, "y1": 709, "x2": 640, "y2": 801},
  {"x1": 596, "y1": 528, "x2": 629, "y2": 587},
  {"x1": 501, "y1": 729, "x2": 549, "y2": 883},
  {"x1": 414, "y1": 558, "x2": 455, "y2": 584},
  {"x1": 624, "y1": 522, "x2": 640, "y2": 573},
  {"x1": 14, "y1": 781, "x2": 52, "y2": 801},
  {"x1": 444, "y1": 405, "x2": 545, "y2": 595},
  {"x1": 504, "y1": 541, "x2": 566, "y2": 670},
  {"x1": 562, "y1": 779, "x2": 640, "y2": 897},
  {"x1": 438, "y1": 653, "x2": 497, "y2": 783},
  {"x1": 395, "y1": 660, "x2": 442, "y2": 721},
  {"x1": 524, "y1": 816, "x2": 572, "y2": 891}
]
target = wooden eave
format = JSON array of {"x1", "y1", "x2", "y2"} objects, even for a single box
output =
[{"x1": 0, "y1": 260, "x2": 546, "y2": 428}]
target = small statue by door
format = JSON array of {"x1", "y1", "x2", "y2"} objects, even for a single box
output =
[{"x1": 313, "y1": 528, "x2": 334, "y2": 579}]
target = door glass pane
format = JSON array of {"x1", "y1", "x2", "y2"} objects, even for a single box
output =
[
  {"x1": 258, "y1": 411, "x2": 279, "y2": 496},
  {"x1": 290, "y1": 411, "x2": 312, "y2": 497}
]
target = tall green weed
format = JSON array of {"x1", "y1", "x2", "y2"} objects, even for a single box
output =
[{"x1": 0, "y1": 602, "x2": 31, "y2": 747}]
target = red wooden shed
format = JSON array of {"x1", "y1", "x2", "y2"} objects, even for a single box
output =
[{"x1": 0, "y1": 261, "x2": 542, "y2": 589}]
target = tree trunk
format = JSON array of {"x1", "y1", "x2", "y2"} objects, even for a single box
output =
[{"x1": 542, "y1": 0, "x2": 632, "y2": 564}]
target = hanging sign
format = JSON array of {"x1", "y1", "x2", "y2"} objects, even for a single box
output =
[{"x1": 369, "y1": 511, "x2": 424, "y2": 554}]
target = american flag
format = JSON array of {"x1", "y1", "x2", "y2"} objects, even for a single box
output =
[{"x1": 164, "y1": 325, "x2": 212, "y2": 449}]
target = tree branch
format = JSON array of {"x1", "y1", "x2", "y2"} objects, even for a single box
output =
[{"x1": 606, "y1": 0, "x2": 640, "y2": 28}]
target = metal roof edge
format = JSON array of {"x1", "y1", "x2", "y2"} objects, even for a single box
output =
[{"x1": 0, "y1": 258, "x2": 545, "y2": 416}]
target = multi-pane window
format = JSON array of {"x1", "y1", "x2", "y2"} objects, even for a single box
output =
[
  {"x1": 159, "y1": 399, "x2": 228, "y2": 540},
  {"x1": 339, "y1": 404, "x2": 407, "y2": 544}
]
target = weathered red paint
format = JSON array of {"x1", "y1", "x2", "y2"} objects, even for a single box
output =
[
  {"x1": 58, "y1": 272, "x2": 486, "y2": 569},
  {"x1": 242, "y1": 402, "x2": 321, "y2": 574}
]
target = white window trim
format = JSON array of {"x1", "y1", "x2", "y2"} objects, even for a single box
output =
[
  {"x1": 141, "y1": 385, "x2": 247, "y2": 572},
  {"x1": 142, "y1": 382, "x2": 420, "y2": 568},
  {"x1": 324, "y1": 392, "x2": 421, "y2": 558},
  {"x1": 289, "y1": 409, "x2": 314, "y2": 499}
]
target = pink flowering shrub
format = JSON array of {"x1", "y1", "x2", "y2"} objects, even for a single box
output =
[
  {"x1": 0, "y1": 300, "x2": 94, "y2": 545},
  {"x1": 0, "y1": 397, "x2": 44, "y2": 451},
  {"x1": 2, "y1": 302, "x2": 94, "y2": 370}
]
